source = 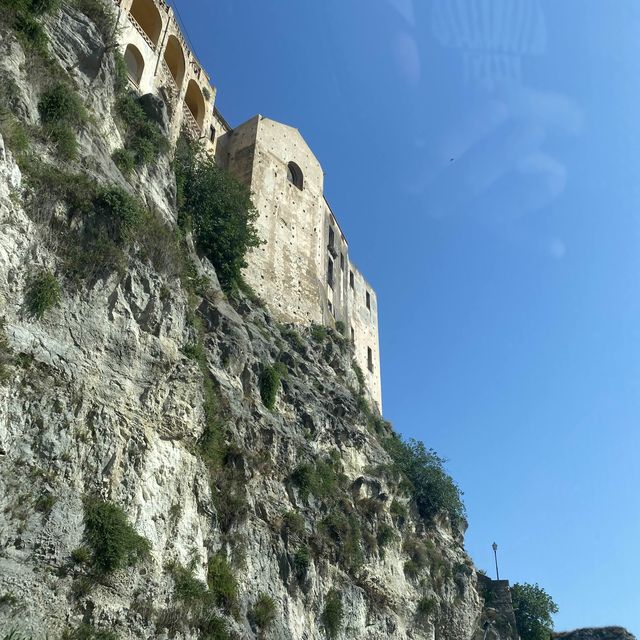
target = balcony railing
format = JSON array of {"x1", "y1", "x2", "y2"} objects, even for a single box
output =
[
  {"x1": 182, "y1": 103, "x2": 202, "y2": 139},
  {"x1": 158, "y1": 61, "x2": 179, "y2": 107},
  {"x1": 128, "y1": 14, "x2": 156, "y2": 50}
]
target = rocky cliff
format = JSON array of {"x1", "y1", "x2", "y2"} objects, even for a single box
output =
[
  {"x1": 0, "y1": 3, "x2": 625, "y2": 640},
  {"x1": 0, "y1": 3, "x2": 490, "y2": 638}
]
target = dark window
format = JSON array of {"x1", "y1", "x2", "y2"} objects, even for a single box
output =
[
  {"x1": 328, "y1": 227, "x2": 337, "y2": 257},
  {"x1": 209, "y1": 126, "x2": 216, "y2": 142},
  {"x1": 349, "y1": 271, "x2": 354, "y2": 289},
  {"x1": 366, "y1": 291, "x2": 371, "y2": 309},
  {"x1": 340, "y1": 254, "x2": 345, "y2": 270},
  {"x1": 367, "y1": 347, "x2": 374, "y2": 372},
  {"x1": 287, "y1": 162, "x2": 303, "y2": 189},
  {"x1": 351, "y1": 326, "x2": 355, "y2": 342},
  {"x1": 327, "y1": 258, "x2": 334, "y2": 287}
]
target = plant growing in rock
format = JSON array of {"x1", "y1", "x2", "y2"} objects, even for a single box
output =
[
  {"x1": 175, "y1": 136, "x2": 262, "y2": 292},
  {"x1": 416, "y1": 596, "x2": 437, "y2": 622},
  {"x1": 82, "y1": 496, "x2": 150, "y2": 574},
  {"x1": 25, "y1": 270, "x2": 61, "y2": 318},
  {"x1": 38, "y1": 82, "x2": 86, "y2": 160},
  {"x1": 511, "y1": 582, "x2": 558, "y2": 640},
  {"x1": 249, "y1": 593, "x2": 277, "y2": 630},
  {"x1": 207, "y1": 552, "x2": 238, "y2": 613},
  {"x1": 293, "y1": 546, "x2": 311, "y2": 581},
  {"x1": 321, "y1": 589, "x2": 344, "y2": 640},
  {"x1": 115, "y1": 91, "x2": 169, "y2": 165},
  {"x1": 260, "y1": 362, "x2": 285, "y2": 410}
]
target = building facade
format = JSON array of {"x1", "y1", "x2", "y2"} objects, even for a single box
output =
[{"x1": 112, "y1": 0, "x2": 382, "y2": 410}]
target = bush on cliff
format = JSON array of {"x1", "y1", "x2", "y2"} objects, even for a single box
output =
[
  {"x1": 83, "y1": 496, "x2": 150, "y2": 574},
  {"x1": 511, "y1": 582, "x2": 558, "y2": 640},
  {"x1": 175, "y1": 136, "x2": 262, "y2": 292},
  {"x1": 383, "y1": 435, "x2": 465, "y2": 526}
]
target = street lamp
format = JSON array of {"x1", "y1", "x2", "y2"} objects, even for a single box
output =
[{"x1": 492, "y1": 542, "x2": 500, "y2": 580}]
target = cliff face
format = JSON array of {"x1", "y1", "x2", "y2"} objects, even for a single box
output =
[{"x1": 0, "y1": 4, "x2": 504, "y2": 640}]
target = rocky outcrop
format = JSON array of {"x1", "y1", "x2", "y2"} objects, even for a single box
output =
[
  {"x1": 554, "y1": 629, "x2": 637, "y2": 640},
  {"x1": 0, "y1": 4, "x2": 488, "y2": 638}
]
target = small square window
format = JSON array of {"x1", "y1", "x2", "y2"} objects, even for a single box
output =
[{"x1": 327, "y1": 258, "x2": 334, "y2": 287}]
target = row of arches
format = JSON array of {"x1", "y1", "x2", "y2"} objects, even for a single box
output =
[{"x1": 123, "y1": 0, "x2": 207, "y2": 129}]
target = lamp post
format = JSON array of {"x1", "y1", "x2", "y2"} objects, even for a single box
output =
[{"x1": 492, "y1": 542, "x2": 500, "y2": 580}]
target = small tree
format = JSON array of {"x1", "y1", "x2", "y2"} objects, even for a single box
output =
[
  {"x1": 175, "y1": 137, "x2": 261, "y2": 291},
  {"x1": 511, "y1": 582, "x2": 558, "y2": 640}
]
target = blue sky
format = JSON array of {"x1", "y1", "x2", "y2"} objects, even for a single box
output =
[{"x1": 172, "y1": 1, "x2": 640, "y2": 633}]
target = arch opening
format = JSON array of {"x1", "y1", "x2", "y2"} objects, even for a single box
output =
[
  {"x1": 129, "y1": 0, "x2": 163, "y2": 47},
  {"x1": 287, "y1": 162, "x2": 304, "y2": 189},
  {"x1": 163, "y1": 34, "x2": 185, "y2": 88},
  {"x1": 124, "y1": 43, "x2": 144, "y2": 86},
  {"x1": 185, "y1": 79, "x2": 205, "y2": 129}
]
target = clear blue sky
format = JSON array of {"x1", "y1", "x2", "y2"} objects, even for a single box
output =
[{"x1": 172, "y1": 1, "x2": 640, "y2": 633}]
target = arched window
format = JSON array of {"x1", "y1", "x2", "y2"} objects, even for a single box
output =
[
  {"x1": 129, "y1": 0, "x2": 162, "y2": 47},
  {"x1": 124, "y1": 43, "x2": 144, "y2": 86},
  {"x1": 184, "y1": 79, "x2": 205, "y2": 128},
  {"x1": 287, "y1": 161, "x2": 303, "y2": 189},
  {"x1": 163, "y1": 34, "x2": 185, "y2": 88}
]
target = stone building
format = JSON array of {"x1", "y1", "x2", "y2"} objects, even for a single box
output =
[{"x1": 112, "y1": 0, "x2": 382, "y2": 409}]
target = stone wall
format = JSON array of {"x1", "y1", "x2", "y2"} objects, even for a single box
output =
[
  {"x1": 219, "y1": 116, "x2": 382, "y2": 409},
  {"x1": 474, "y1": 575, "x2": 519, "y2": 640}
]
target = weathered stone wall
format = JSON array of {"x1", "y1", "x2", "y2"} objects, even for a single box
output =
[
  {"x1": 223, "y1": 116, "x2": 327, "y2": 325},
  {"x1": 219, "y1": 116, "x2": 383, "y2": 408},
  {"x1": 473, "y1": 576, "x2": 519, "y2": 640},
  {"x1": 348, "y1": 264, "x2": 382, "y2": 409}
]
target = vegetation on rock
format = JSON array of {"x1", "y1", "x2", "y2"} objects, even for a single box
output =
[
  {"x1": 175, "y1": 136, "x2": 262, "y2": 292},
  {"x1": 511, "y1": 582, "x2": 558, "y2": 640},
  {"x1": 82, "y1": 496, "x2": 150, "y2": 574}
]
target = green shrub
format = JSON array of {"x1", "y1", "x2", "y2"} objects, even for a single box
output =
[
  {"x1": 511, "y1": 582, "x2": 558, "y2": 640},
  {"x1": 0, "y1": 77, "x2": 29, "y2": 156},
  {"x1": 14, "y1": 12, "x2": 48, "y2": 52},
  {"x1": 83, "y1": 496, "x2": 150, "y2": 574},
  {"x1": 115, "y1": 91, "x2": 168, "y2": 166},
  {"x1": 171, "y1": 563, "x2": 208, "y2": 606},
  {"x1": 61, "y1": 623, "x2": 117, "y2": 640},
  {"x1": 310, "y1": 323, "x2": 327, "y2": 342},
  {"x1": 260, "y1": 363, "x2": 282, "y2": 410},
  {"x1": 416, "y1": 596, "x2": 437, "y2": 622},
  {"x1": 352, "y1": 361, "x2": 365, "y2": 388},
  {"x1": 38, "y1": 83, "x2": 84, "y2": 125},
  {"x1": 281, "y1": 510, "x2": 305, "y2": 537},
  {"x1": 112, "y1": 148, "x2": 135, "y2": 176},
  {"x1": 93, "y1": 185, "x2": 142, "y2": 243},
  {"x1": 25, "y1": 270, "x2": 60, "y2": 318},
  {"x1": 279, "y1": 325, "x2": 305, "y2": 352},
  {"x1": 321, "y1": 589, "x2": 343, "y2": 640},
  {"x1": 334, "y1": 320, "x2": 345, "y2": 335},
  {"x1": 249, "y1": 593, "x2": 276, "y2": 630},
  {"x1": 34, "y1": 492, "x2": 57, "y2": 515},
  {"x1": 293, "y1": 546, "x2": 311, "y2": 581},
  {"x1": 71, "y1": 546, "x2": 91, "y2": 564},
  {"x1": 382, "y1": 436, "x2": 465, "y2": 525},
  {"x1": 376, "y1": 523, "x2": 395, "y2": 551},
  {"x1": 321, "y1": 508, "x2": 363, "y2": 574},
  {"x1": 175, "y1": 136, "x2": 261, "y2": 291},
  {"x1": 69, "y1": 0, "x2": 115, "y2": 42},
  {"x1": 291, "y1": 458, "x2": 343, "y2": 503},
  {"x1": 207, "y1": 552, "x2": 237, "y2": 612}
]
